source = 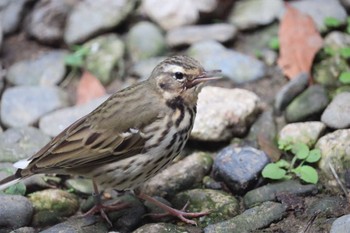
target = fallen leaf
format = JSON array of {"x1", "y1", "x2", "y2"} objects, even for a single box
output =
[
  {"x1": 277, "y1": 5, "x2": 323, "y2": 80},
  {"x1": 76, "y1": 71, "x2": 106, "y2": 105}
]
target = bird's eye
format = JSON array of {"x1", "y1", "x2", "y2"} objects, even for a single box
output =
[{"x1": 174, "y1": 72, "x2": 184, "y2": 80}]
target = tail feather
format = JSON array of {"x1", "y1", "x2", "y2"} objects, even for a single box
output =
[{"x1": 0, "y1": 170, "x2": 24, "y2": 191}]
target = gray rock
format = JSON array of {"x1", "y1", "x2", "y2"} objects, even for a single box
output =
[
  {"x1": 0, "y1": 0, "x2": 28, "y2": 35},
  {"x1": 290, "y1": 0, "x2": 347, "y2": 32},
  {"x1": 141, "y1": 152, "x2": 213, "y2": 198},
  {"x1": 64, "y1": 0, "x2": 135, "y2": 44},
  {"x1": 191, "y1": 86, "x2": 261, "y2": 141},
  {"x1": 330, "y1": 214, "x2": 350, "y2": 233},
  {"x1": 321, "y1": 92, "x2": 350, "y2": 129},
  {"x1": 29, "y1": 189, "x2": 79, "y2": 226},
  {"x1": 166, "y1": 23, "x2": 237, "y2": 47},
  {"x1": 307, "y1": 196, "x2": 348, "y2": 218},
  {"x1": 243, "y1": 180, "x2": 317, "y2": 208},
  {"x1": 274, "y1": 72, "x2": 309, "y2": 115},
  {"x1": 204, "y1": 201, "x2": 287, "y2": 233},
  {"x1": 278, "y1": 121, "x2": 326, "y2": 148},
  {"x1": 1, "y1": 86, "x2": 69, "y2": 128},
  {"x1": 39, "y1": 95, "x2": 109, "y2": 137},
  {"x1": 10, "y1": 227, "x2": 36, "y2": 233},
  {"x1": 316, "y1": 129, "x2": 350, "y2": 186},
  {"x1": 26, "y1": 0, "x2": 77, "y2": 45},
  {"x1": 285, "y1": 85, "x2": 329, "y2": 122},
  {"x1": 84, "y1": 34, "x2": 125, "y2": 84},
  {"x1": 0, "y1": 18, "x2": 2, "y2": 50},
  {"x1": 141, "y1": 0, "x2": 218, "y2": 30},
  {"x1": 40, "y1": 217, "x2": 108, "y2": 233},
  {"x1": 172, "y1": 189, "x2": 240, "y2": 225},
  {"x1": 133, "y1": 223, "x2": 191, "y2": 233},
  {"x1": 314, "y1": 56, "x2": 349, "y2": 87},
  {"x1": 130, "y1": 56, "x2": 167, "y2": 80},
  {"x1": 324, "y1": 31, "x2": 350, "y2": 50},
  {"x1": 0, "y1": 127, "x2": 51, "y2": 163},
  {"x1": 0, "y1": 195, "x2": 33, "y2": 231},
  {"x1": 229, "y1": 0, "x2": 284, "y2": 30},
  {"x1": 6, "y1": 50, "x2": 68, "y2": 86},
  {"x1": 213, "y1": 146, "x2": 270, "y2": 193},
  {"x1": 127, "y1": 21, "x2": 166, "y2": 61},
  {"x1": 188, "y1": 40, "x2": 266, "y2": 83}
]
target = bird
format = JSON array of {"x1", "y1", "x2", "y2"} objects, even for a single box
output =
[{"x1": 0, "y1": 55, "x2": 221, "y2": 225}]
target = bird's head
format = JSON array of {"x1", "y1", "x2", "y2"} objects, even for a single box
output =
[{"x1": 149, "y1": 55, "x2": 221, "y2": 105}]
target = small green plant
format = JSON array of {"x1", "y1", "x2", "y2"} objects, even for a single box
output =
[
  {"x1": 324, "y1": 17, "x2": 342, "y2": 28},
  {"x1": 64, "y1": 45, "x2": 90, "y2": 69},
  {"x1": 268, "y1": 37, "x2": 280, "y2": 51},
  {"x1": 339, "y1": 71, "x2": 350, "y2": 84},
  {"x1": 262, "y1": 142, "x2": 321, "y2": 184}
]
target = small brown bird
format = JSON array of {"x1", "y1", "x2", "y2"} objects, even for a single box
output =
[{"x1": 0, "y1": 55, "x2": 220, "y2": 225}]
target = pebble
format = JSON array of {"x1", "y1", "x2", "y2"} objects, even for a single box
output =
[
  {"x1": 84, "y1": 34, "x2": 125, "y2": 84},
  {"x1": 321, "y1": 92, "x2": 350, "y2": 129},
  {"x1": 0, "y1": 195, "x2": 33, "y2": 231},
  {"x1": 6, "y1": 50, "x2": 68, "y2": 86},
  {"x1": 316, "y1": 129, "x2": 350, "y2": 186},
  {"x1": 64, "y1": 0, "x2": 135, "y2": 44},
  {"x1": 127, "y1": 21, "x2": 166, "y2": 61},
  {"x1": 172, "y1": 189, "x2": 240, "y2": 225},
  {"x1": 278, "y1": 121, "x2": 326, "y2": 148},
  {"x1": 133, "y1": 223, "x2": 192, "y2": 233},
  {"x1": 330, "y1": 214, "x2": 350, "y2": 233},
  {"x1": 229, "y1": 0, "x2": 284, "y2": 30},
  {"x1": 274, "y1": 72, "x2": 309, "y2": 115},
  {"x1": 314, "y1": 56, "x2": 348, "y2": 87},
  {"x1": 213, "y1": 146, "x2": 270, "y2": 193},
  {"x1": 64, "y1": 178, "x2": 94, "y2": 195},
  {"x1": 141, "y1": 152, "x2": 213, "y2": 198},
  {"x1": 243, "y1": 180, "x2": 317, "y2": 208},
  {"x1": 40, "y1": 217, "x2": 108, "y2": 233},
  {"x1": 285, "y1": 85, "x2": 329, "y2": 122},
  {"x1": 166, "y1": 23, "x2": 237, "y2": 47},
  {"x1": 1, "y1": 86, "x2": 69, "y2": 128},
  {"x1": 130, "y1": 56, "x2": 167, "y2": 80},
  {"x1": 204, "y1": 201, "x2": 287, "y2": 233},
  {"x1": 191, "y1": 86, "x2": 261, "y2": 141},
  {"x1": 141, "y1": 0, "x2": 217, "y2": 30},
  {"x1": 0, "y1": 0, "x2": 27, "y2": 35},
  {"x1": 0, "y1": 127, "x2": 51, "y2": 163},
  {"x1": 324, "y1": 31, "x2": 350, "y2": 50},
  {"x1": 26, "y1": 0, "x2": 77, "y2": 44},
  {"x1": 290, "y1": 0, "x2": 347, "y2": 32},
  {"x1": 307, "y1": 196, "x2": 349, "y2": 218},
  {"x1": 10, "y1": 227, "x2": 36, "y2": 233},
  {"x1": 39, "y1": 95, "x2": 109, "y2": 137},
  {"x1": 188, "y1": 40, "x2": 266, "y2": 83},
  {"x1": 29, "y1": 189, "x2": 79, "y2": 226}
]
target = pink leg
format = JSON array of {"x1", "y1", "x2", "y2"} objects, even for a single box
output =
[{"x1": 138, "y1": 193, "x2": 209, "y2": 225}]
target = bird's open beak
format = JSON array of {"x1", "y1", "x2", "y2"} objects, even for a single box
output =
[{"x1": 186, "y1": 70, "x2": 222, "y2": 89}]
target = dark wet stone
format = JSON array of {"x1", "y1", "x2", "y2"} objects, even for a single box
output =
[
  {"x1": 285, "y1": 85, "x2": 329, "y2": 122},
  {"x1": 243, "y1": 180, "x2": 317, "y2": 208},
  {"x1": 0, "y1": 195, "x2": 33, "y2": 231},
  {"x1": 204, "y1": 201, "x2": 287, "y2": 233},
  {"x1": 274, "y1": 72, "x2": 309, "y2": 115},
  {"x1": 307, "y1": 196, "x2": 349, "y2": 218},
  {"x1": 0, "y1": 127, "x2": 51, "y2": 163},
  {"x1": 213, "y1": 146, "x2": 270, "y2": 193}
]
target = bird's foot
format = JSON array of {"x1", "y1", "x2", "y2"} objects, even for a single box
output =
[{"x1": 138, "y1": 193, "x2": 209, "y2": 225}]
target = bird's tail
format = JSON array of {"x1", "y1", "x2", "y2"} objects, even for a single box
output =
[{"x1": 0, "y1": 170, "x2": 24, "y2": 191}]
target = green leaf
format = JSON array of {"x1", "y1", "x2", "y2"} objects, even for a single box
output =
[
  {"x1": 324, "y1": 17, "x2": 341, "y2": 28},
  {"x1": 306, "y1": 149, "x2": 322, "y2": 163},
  {"x1": 292, "y1": 143, "x2": 309, "y2": 160},
  {"x1": 262, "y1": 163, "x2": 287, "y2": 180},
  {"x1": 339, "y1": 72, "x2": 350, "y2": 84},
  {"x1": 268, "y1": 37, "x2": 280, "y2": 50},
  {"x1": 323, "y1": 47, "x2": 336, "y2": 56},
  {"x1": 275, "y1": 159, "x2": 290, "y2": 169},
  {"x1": 293, "y1": 165, "x2": 318, "y2": 184},
  {"x1": 277, "y1": 138, "x2": 292, "y2": 151},
  {"x1": 340, "y1": 47, "x2": 350, "y2": 59},
  {"x1": 2, "y1": 182, "x2": 26, "y2": 195}
]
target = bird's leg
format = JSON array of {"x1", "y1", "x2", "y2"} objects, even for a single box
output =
[
  {"x1": 137, "y1": 193, "x2": 209, "y2": 225},
  {"x1": 81, "y1": 180, "x2": 129, "y2": 226}
]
